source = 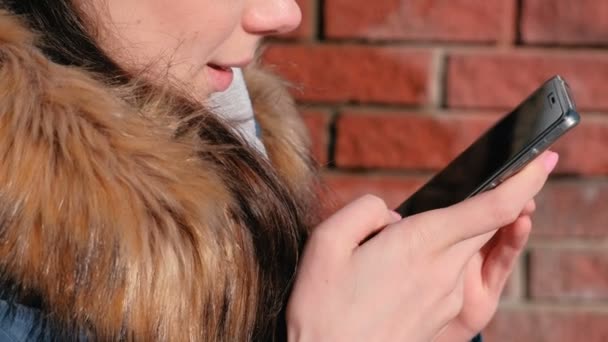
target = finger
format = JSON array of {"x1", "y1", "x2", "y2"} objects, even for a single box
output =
[
  {"x1": 521, "y1": 199, "x2": 536, "y2": 217},
  {"x1": 443, "y1": 211, "x2": 531, "y2": 275},
  {"x1": 317, "y1": 195, "x2": 400, "y2": 250},
  {"x1": 445, "y1": 191, "x2": 537, "y2": 267},
  {"x1": 482, "y1": 215, "x2": 532, "y2": 296},
  {"x1": 436, "y1": 217, "x2": 531, "y2": 323},
  {"x1": 420, "y1": 151, "x2": 557, "y2": 251}
]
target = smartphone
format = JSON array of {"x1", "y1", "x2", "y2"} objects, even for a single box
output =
[{"x1": 395, "y1": 75, "x2": 580, "y2": 217}]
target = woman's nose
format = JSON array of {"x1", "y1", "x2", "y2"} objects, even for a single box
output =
[{"x1": 243, "y1": 0, "x2": 302, "y2": 36}]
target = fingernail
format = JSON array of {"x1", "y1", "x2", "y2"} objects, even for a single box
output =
[
  {"x1": 390, "y1": 210, "x2": 402, "y2": 221},
  {"x1": 543, "y1": 152, "x2": 559, "y2": 172}
]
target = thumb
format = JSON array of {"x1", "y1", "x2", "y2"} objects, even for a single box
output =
[{"x1": 318, "y1": 195, "x2": 401, "y2": 251}]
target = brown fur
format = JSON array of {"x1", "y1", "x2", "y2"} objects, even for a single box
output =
[
  {"x1": 243, "y1": 65, "x2": 320, "y2": 225},
  {"x1": 0, "y1": 11, "x2": 318, "y2": 341}
]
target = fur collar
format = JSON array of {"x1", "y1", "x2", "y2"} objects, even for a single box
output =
[{"x1": 0, "y1": 11, "x2": 317, "y2": 341}]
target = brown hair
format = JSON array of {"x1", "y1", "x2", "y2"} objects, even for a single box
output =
[{"x1": 0, "y1": 1, "x2": 320, "y2": 340}]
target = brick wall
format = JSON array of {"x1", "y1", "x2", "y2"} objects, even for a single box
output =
[{"x1": 265, "y1": 1, "x2": 608, "y2": 340}]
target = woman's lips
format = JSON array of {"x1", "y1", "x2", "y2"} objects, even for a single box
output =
[{"x1": 206, "y1": 63, "x2": 234, "y2": 92}]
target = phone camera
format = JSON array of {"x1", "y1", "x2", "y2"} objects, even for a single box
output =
[{"x1": 548, "y1": 92, "x2": 557, "y2": 106}]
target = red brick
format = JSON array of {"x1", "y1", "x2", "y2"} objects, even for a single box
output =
[
  {"x1": 301, "y1": 109, "x2": 331, "y2": 165},
  {"x1": 522, "y1": 0, "x2": 608, "y2": 45},
  {"x1": 530, "y1": 248, "x2": 608, "y2": 300},
  {"x1": 322, "y1": 172, "x2": 425, "y2": 209},
  {"x1": 321, "y1": 178, "x2": 608, "y2": 238},
  {"x1": 532, "y1": 181, "x2": 608, "y2": 239},
  {"x1": 325, "y1": 0, "x2": 515, "y2": 43},
  {"x1": 263, "y1": 44, "x2": 432, "y2": 104},
  {"x1": 485, "y1": 308, "x2": 608, "y2": 341},
  {"x1": 335, "y1": 110, "x2": 608, "y2": 174},
  {"x1": 551, "y1": 116, "x2": 608, "y2": 175},
  {"x1": 447, "y1": 51, "x2": 608, "y2": 111},
  {"x1": 335, "y1": 111, "x2": 495, "y2": 170}
]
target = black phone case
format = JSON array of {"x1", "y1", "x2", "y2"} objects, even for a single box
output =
[{"x1": 395, "y1": 75, "x2": 580, "y2": 217}]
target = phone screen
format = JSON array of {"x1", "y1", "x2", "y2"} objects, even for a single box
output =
[{"x1": 396, "y1": 79, "x2": 566, "y2": 217}]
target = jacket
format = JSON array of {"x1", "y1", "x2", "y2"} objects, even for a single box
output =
[{"x1": 0, "y1": 10, "x2": 318, "y2": 341}]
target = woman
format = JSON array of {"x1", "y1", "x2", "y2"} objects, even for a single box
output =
[{"x1": 0, "y1": 1, "x2": 556, "y2": 341}]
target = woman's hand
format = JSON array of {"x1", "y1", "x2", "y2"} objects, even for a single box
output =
[
  {"x1": 433, "y1": 200, "x2": 537, "y2": 342},
  {"x1": 286, "y1": 152, "x2": 558, "y2": 342}
]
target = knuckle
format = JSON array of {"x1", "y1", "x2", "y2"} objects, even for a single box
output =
[
  {"x1": 399, "y1": 213, "x2": 447, "y2": 257},
  {"x1": 402, "y1": 224, "x2": 432, "y2": 255},
  {"x1": 488, "y1": 191, "x2": 519, "y2": 226}
]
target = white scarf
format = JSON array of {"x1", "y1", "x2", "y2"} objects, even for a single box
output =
[{"x1": 207, "y1": 68, "x2": 267, "y2": 156}]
